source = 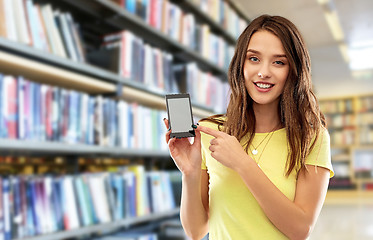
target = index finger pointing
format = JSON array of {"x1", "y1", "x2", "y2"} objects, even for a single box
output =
[{"x1": 197, "y1": 125, "x2": 224, "y2": 138}]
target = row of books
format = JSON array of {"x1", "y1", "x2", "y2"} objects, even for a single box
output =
[
  {"x1": 0, "y1": 166, "x2": 181, "y2": 239},
  {"x1": 109, "y1": 0, "x2": 235, "y2": 69},
  {"x1": 356, "y1": 96, "x2": 373, "y2": 112},
  {"x1": 325, "y1": 114, "x2": 356, "y2": 129},
  {"x1": 320, "y1": 99, "x2": 354, "y2": 114},
  {"x1": 328, "y1": 177, "x2": 356, "y2": 190},
  {"x1": 0, "y1": 74, "x2": 169, "y2": 151},
  {"x1": 89, "y1": 31, "x2": 179, "y2": 94},
  {"x1": 174, "y1": 62, "x2": 230, "y2": 113},
  {"x1": 190, "y1": 0, "x2": 248, "y2": 38},
  {"x1": 361, "y1": 183, "x2": 373, "y2": 191},
  {"x1": 111, "y1": 0, "x2": 247, "y2": 39},
  {"x1": 329, "y1": 129, "x2": 356, "y2": 146},
  {"x1": 0, "y1": 0, "x2": 85, "y2": 62}
]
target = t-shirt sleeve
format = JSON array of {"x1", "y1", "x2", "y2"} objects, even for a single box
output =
[{"x1": 305, "y1": 128, "x2": 334, "y2": 178}]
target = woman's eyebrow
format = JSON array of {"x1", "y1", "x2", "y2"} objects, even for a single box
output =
[
  {"x1": 246, "y1": 49, "x2": 287, "y2": 58},
  {"x1": 274, "y1": 54, "x2": 287, "y2": 58},
  {"x1": 247, "y1": 49, "x2": 260, "y2": 54}
]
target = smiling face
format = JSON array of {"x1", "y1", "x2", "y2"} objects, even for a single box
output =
[{"x1": 244, "y1": 30, "x2": 290, "y2": 108}]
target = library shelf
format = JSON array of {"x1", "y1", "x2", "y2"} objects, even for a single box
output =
[
  {"x1": 58, "y1": 0, "x2": 228, "y2": 77},
  {"x1": 0, "y1": 139, "x2": 170, "y2": 158},
  {"x1": 0, "y1": 39, "x2": 215, "y2": 117},
  {"x1": 13, "y1": 208, "x2": 180, "y2": 240},
  {"x1": 320, "y1": 95, "x2": 373, "y2": 197}
]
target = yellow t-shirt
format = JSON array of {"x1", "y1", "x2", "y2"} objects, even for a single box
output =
[{"x1": 200, "y1": 120, "x2": 334, "y2": 240}]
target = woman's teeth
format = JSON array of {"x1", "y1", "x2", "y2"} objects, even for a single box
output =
[{"x1": 255, "y1": 83, "x2": 273, "y2": 89}]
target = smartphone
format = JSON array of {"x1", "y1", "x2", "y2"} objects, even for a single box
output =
[{"x1": 165, "y1": 93, "x2": 195, "y2": 138}]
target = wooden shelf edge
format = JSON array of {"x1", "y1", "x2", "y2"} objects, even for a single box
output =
[
  {"x1": 0, "y1": 139, "x2": 171, "y2": 158},
  {"x1": 0, "y1": 50, "x2": 116, "y2": 94},
  {"x1": 15, "y1": 208, "x2": 180, "y2": 240},
  {"x1": 325, "y1": 190, "x2": 373, "y2": 205}
]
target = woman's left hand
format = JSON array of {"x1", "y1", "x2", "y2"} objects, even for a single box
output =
[{"x1": 197, "y1": 125, "x2": 250, "y2": 171}]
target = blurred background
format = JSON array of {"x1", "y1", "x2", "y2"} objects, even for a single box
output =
[{"x1": 0, "y1": 0, "x2": 372, "y2": 239}]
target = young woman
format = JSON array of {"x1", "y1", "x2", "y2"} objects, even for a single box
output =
[{"x1": 164, "y1": 15, "x2": 333, "y2": 240}]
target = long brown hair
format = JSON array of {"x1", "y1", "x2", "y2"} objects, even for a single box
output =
[{"x1": 202, "y1": 15, "x2": 326, "y2": 176}]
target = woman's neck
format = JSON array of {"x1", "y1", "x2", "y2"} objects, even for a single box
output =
[{"x1": 253, "y1": 102, "x2": 282, "y2": 133}]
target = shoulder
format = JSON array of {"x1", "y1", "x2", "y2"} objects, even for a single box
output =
[{"x1": 312, "y1": 127, "x2": 330, "y2": 147}]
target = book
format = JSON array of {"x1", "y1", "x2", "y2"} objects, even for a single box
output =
[
  {"x1": 26, "y1": 178, "x2": 38, "y2": 236},
  {"x1": 13, "y1": 0, "x2": 31, "y2": 45},
  {"x1": 2, "y1": 177, "x2": 11, "y2": 240},
  {"x1": 3, "y1": 76, "x2": 18, "y2": 139},
  {"x1": 127, "y1": 165, "x2": 150, "y2": 216},
  {"x1": 40, "y1": 4, "x2": 67, "y2": 57},
  {"x1": 61, "y1": 176, "x2": 80, "y2": 230},
  {"x1": 51, "y1": 177, "x2": 64, "y2": 231},
  {"x1": 65, "y1": 12, "x2": 86, "y2": 62},
  {"x1": 0, "y1": 74, "x2": 4, "y2": 138},
  {"x1": 74, "y1": 176, "x2": 92, "y2": 227},
  {"x1": 55, "y1": 11, "x2": 78, "y2": 61},
  {"x1": 3, "y1": 0, "x2": 17, "y2": 42},
  {"x1": 80, "y1": 174, "x2": 98, "y2": 225},
  {"x1": 0, "y1": 0, "x2": 6, "y2": 38},
  {"x1": 0, "y1": 177, "x2": 3, "y2": 240},
  {"x1": 109, "y1": 174, "x2": 124, "y2": 221},
  {"x1": 122, "y1": 170, "x2": 136, "y2": 218},
  {"x1": 11, "y1": 176, "x2": 22, "y2": 238},
  {"x1": 87, "y1": 173, "x2": 111, "y2": 223}
]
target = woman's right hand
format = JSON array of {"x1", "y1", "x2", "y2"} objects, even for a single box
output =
[{"x1": 163, "y1": 118, "x2": 202, "y2": 176}]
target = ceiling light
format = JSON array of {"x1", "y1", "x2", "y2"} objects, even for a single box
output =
[
  {"x1": 349, "y1": 42, "x2": 373, "y2": 71},
  {"x1": 339, "y1": 43, "x2": 349, "y2": 62},
  {"x1": 324, "y1": 11, "x2": 344, "y2": 42},
  {"x1": 317, "y1": 0, "x2": 348, "y2": 63}
]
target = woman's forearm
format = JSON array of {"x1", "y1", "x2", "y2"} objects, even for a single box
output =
[
  {"x1": 236, "y1": 159, "x2": 329, "y2": 240},
  {"x1": 180, "y1": 171, "x2": 209, "y2": 240}
]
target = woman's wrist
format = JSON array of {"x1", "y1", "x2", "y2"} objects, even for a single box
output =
[
  {"x1": 235, "y1": 155, "x2": 257, "y2": 176},
  {"x1": 182, "y1": 168, "x2": 202, "y2": 181}
]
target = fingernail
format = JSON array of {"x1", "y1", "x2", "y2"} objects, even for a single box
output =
[
  {"x1": 163, "y1": 118, "x2": 166, "y2": 121},
  {"x1": 192, "y1": 124, "x2": 197, "y2": 129}
]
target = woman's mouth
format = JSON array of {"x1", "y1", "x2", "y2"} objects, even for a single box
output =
[{"x1": 254, "y1": 82, "x2": 275, "y2": 89}]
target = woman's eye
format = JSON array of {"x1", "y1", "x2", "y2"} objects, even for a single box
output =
[
  {"x1": 249, "y1": 57, "x2": 259, "y2": 62},
  {"x1": 274, "y1": 60, "x2": 285, "y2": 65}
]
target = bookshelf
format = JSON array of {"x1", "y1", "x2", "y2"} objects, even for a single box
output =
[
  {"x1": 0, "y1": 0, "x2": 248, "y2": 239},
  {"x1": 320, "y1": 95, "x2": 373, "y2": 198}
]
